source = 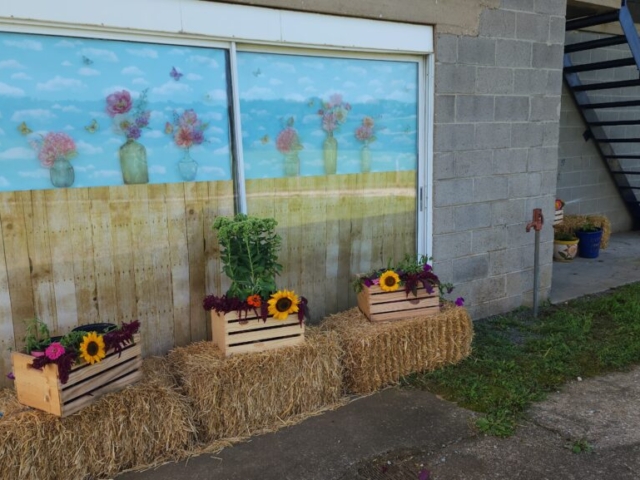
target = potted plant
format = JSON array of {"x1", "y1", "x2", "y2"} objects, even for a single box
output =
[
  {"x1": 553, "y1": 231, "x2": 579, "y2": 262},
  {"x1": 352, "y1": 255, "x2": 464, "y2": 322},
  {"x1": 23, "y1": 317, "x2": 52, "y2": 356},
  {"x1": 204, "y1": 214, "x2": 308, "y2": 356},
  {"x1": 575, "y1": 221, "x2": 603, "y2": 259}
]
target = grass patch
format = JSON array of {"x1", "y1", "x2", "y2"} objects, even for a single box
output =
[{"x1": 402, "y1": 283, "x2": 640, "y2": 437}]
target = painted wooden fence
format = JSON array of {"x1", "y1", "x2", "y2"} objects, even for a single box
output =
[{"x1": 0, "y1": 171, "x2": 415, "y2": 387}]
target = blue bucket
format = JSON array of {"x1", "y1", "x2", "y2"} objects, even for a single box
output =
[{"x1": 576, "y1": 229, "x2": 603, "y2": 258}]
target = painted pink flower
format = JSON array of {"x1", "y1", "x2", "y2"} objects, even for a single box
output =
[
  {"x1": 329, "y1": 93, "x2": 343, "y2": 108},
  {"x1": 319, "y1": 94, "x2": 349, "y2": 133},
  {"x1": 171, "y1": 110, "x2": 207, "y2": 149},
  {"x1": 175, "y1": 126, "x2": 195, "y2": 148},
  {"x1": 36, "y1": 132, "x2": 77, "y2": 168},
  {"x1": 45, "y1": 342, "x2": 66, "y2": 360},
  {"x1": 106, "y1": 90, "x2": 133, "y2": 117},
  {"x1": 355, "y1": 117, "x2": 376, "y2": 143},
  {"x1": 276, "y1": 127, "x2": 302, "y2": 154},
  {"x1": 178, "y1": 109, "x2": 198, "y2": 127}
]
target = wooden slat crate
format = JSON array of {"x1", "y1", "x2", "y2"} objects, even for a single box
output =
[
  {"x1": 11, "y1": 333, "x2": 142, "y2": 417},
  {"x1": 357, "y1": 285, "x2": 440, "y2": 322},
  {"x1": 210, "y1": 310, "x2": 305, "y2": 356}
]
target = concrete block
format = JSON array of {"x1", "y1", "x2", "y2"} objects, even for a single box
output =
[
  {"x1": 458, "y1": 36, "x2": 496, "y2": 66},
  {"x1": 454, "y1": 149, "x2": 494, "y2": 177},
  {"x1": 434, "y1": 123, "x2": 476, "y2": 152},
  {"x1": 492, "y1": 198, "x2": 527, "y2": 225},
  {"x1": 476, "y1": 67, "x2": 513, "y2": 94},
  {"x1": 453, "y1": 254, "x2": 490, "y2": 283},
  {"x1": 516, "y1": 12, "x2": 549, "y2": 42},
  {"x1": 513, "y1": 69, "x2": 548, "y2": 94},
  {"x1": 496, "y1": 39, "x2": 532, "y2": 68},
  {"x1": 475, "y1": 122, "x2": 512, "y2": 149},
  {"x1": 479, "y1": 9, "x2": 516, "y2": 39},
  {"x1": 507, "y1": 223, "x2": 536, "y2": 247},
  {"x1": 506, "y1": 268, "x2": 532, "y2": 297},
  {"x1": 455, "y1": 95, "x2": 495, "y2": 122},
  {"x1": 436, "y1": 64, "x2": 476, "y2": 94},
  {"x1": 542, "y1": 122, "x2": 560, "y2": 146},
  {"x1": 432, "y1": 231, "x2": 472, "y2": 260},
  {"x1": 511, "y1": 122, "x2": 543, "y2": 147},
  {"x1": 434, "y1": 178, "x2": 475, "y2": 206},
  {"x1": 541, "y1": 170, "x2": 557, "y2": 194},
  {"x1": 471, "y1": 275, "x2": 507, "y2": 303},
  {"x1": 474, "y1": 176, "x2": 509, "y2": 202},
  {"x1": 508, "y1": 171, "x2": 542, "y2": 197},
  {"x1": 527, "y1": 146, "x2": 557, "y2": 172},
  {"x1": 433, "y1": 206, "x2": 455, "y2": 235},
  {"x1": 454, "y1": 203, "x2": 492, "y2": 231},
  {"x1": 532, "y1": 43, "x2": 564, "y2": 69},
  {"x1": 502, "y1": 0, "x2": 534, "y2": 12},
  {"x1": 435, "y1": 95, "x2": 455, "y2": 124},
  {"x1": 473, "y1": 226, "x2": 507, "y2": 254},
  {"x1": 489, "y1": 247, "x2": 525, "y2": 276},
  {"x1": 549, "y1": 16, "x2": 566, "y2": 45},
  {"x1": 530, "y1": 96, "x2": 561, "y2": 122},
  {"x1": 436, "y1": 34, "x2": 458, "y2": 64},
  {"x1": 495, "y1": 148, "x2": 528, "y2": 174},
  {"x1": 495, "y1": 96, "x2": 530, "y2": 121},
  {"x1": 468, "y1": 294, "x2": 522, "y2": 321},
  {"x1": 434, "y1": 151, "x2": 455, "y2": 180},
  {"x1": 534, "y1": 0, "x2": 567, "y2": 16}
]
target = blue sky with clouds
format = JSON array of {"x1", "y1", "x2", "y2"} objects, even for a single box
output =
[{"x1": 0, "y1": 32, "x2": 231, "y2": 191}]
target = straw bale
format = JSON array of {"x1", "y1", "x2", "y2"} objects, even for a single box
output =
[
  {"x1": 167, "y1": 327, "x2": 343, "y2": 443},
  {"x1": 553, "y1": 214, "x2": 611, "y2": 249},
  {"x1": 0, "y1": 357, "x2": 197, "y2": 480},
  {"x1": 322, "y1": 306, "x2": 473, "y2": 395}
]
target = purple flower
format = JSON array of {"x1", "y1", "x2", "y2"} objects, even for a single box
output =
[
  {"x1": 6, "y1": 371, "x2": 15, "y2": 380},
  {"x1": 455, "y1": 297, "x2": 465, "y2": 307},
  {"x1": 423, "y1": 263, "x2": 432, "y2": 272},
  {"x1": 135, "y1": 111, "x2": 150, "y2": 128},
  {"x1": 126, "y1": 126, "x2": 141, "y2": 140},
  {"x1": 363, "y1": 278, "x2": 374, "y2": 288},
  {"x1": 45, "y1": 342, "x2": 65, "y2": 360}
]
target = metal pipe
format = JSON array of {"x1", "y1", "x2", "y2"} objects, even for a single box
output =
[{"x1": 526, "y1": 208, "x2": 544, "y2": 318}]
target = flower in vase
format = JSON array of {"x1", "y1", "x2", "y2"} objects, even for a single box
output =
[
  {"x1": 276, "y1": 117, "x2": 303, "y2": 154},
  {"x1": 106, "y1": 88, "x2": 151, "y2": 140},
  {"x1": 355, "y1": 116, "x2": 376, "y2": 144},
  {"x1": 170, "y1": 109, "x2": 208, "y2": 150},
  {"x1": 30, "y1": 132, "x2": 77, "y2": 168},
  {"x1": 318, "y1": 93, "x2": 351, "y2": 133}
]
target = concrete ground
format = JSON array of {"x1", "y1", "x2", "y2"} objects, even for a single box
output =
[{"x1": 117, "y1": 232, "x2": 640, "y2": 480}]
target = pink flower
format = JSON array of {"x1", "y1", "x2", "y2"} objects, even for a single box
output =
[
  {"x1": 178, "y1": 109, "x2": 198, "y2": 127},
  {"x1": 106, "y1": 90, "x2": 133, "y2": 117},
  {"x1": 45, "y1": 342, "x2": 65, "y2": 360},
  {"x1": 319, "y1": 94, "x2": 349, "y2": 133},
  {"x1": 276, "y1": 127, "x2": 301, "y2": 153},
  {"x1": 171, "y1": 110, "x2": 207, "y2": 149},
  {"x1": 36, "y1": 132, "x2": 77, "y2": 168},
  {"x1": 329, "y1": 93, "x2": 343, "y2": 108},
  {"x1": 175, "y1": 126, "x2": 195, "y2": 149}
]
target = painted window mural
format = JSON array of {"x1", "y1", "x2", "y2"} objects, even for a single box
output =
[
  {"x1": 237, "y1": 52, "x2": 419, "y2": 179},
  {"x1": 0, "y1": 32, "x2": 232, "y2": 191}
]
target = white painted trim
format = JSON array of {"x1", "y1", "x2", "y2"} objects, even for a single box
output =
[
  {"x1": 423, "y1": 54, "x2": 436, "y2": 258},
  {"x1": 1, "y1": 0, "x2": 433, "y2": 54},
  {"x1": 229, "y1": 44, "x2": 247, "y2": 215}
]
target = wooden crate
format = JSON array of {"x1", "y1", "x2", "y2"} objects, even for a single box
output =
[
  {"x1": 11, "y1": 334, "x2": 142, "y2": 417},
  {"x1": 210, "y1": 310, "x2": 305, "y2": 356},
  {"x1": 357, "y1": 285, "x2": 440, "y2": 322}
]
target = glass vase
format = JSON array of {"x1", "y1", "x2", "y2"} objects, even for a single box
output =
[
  {"x1": 360, "y1": 144, "x2": 371, "y2": 173},
  {"x1": 50, "y1": 157, "x2": 75, "y2": 188},
  {"x1": 178, "y1": 150, "x2": 198, "y2": 181},
  {"x1": 119, "y1": 138, "x2": 149, "y2": 185},
  {"x1": 283, "y1": 151, "x2": 300, "y2": 177},
  {"x1": 323, "y1": 132, "x2": 338, "y2": 175}
]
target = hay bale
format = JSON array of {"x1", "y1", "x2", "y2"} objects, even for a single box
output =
[
  {"x1": 553, "y1": 214, "x2": 611, "y2": 249},
  {"x1": 167, "y1": 327, "x2": 343, "y2": 443},
  {"x1": 322, "y1": 306, "x2": 473, "y2": 395},
  {"x1": 0, "y1": 357, "x2": 197, "y2": 480}
]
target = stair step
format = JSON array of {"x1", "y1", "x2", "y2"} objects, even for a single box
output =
[
  {"x1": 572, "y1": 78, "x2": 640, "y2": 91},
  {"x1": 610, "y1": 171, "x2": 640, "y2": 174},
  {"x1": 618, "y1": 186, "x2": 640, "y2": 190},
  {"x1": 566, "y1": 10, "x2": 619, "y2": 31},
  {"x1": 565, "y1": 35, "x2": 627, "y2": 53},
  {"x1": 604, "y1": 155, "x2": 640, "y2": 159},
  {"x1": 594, "y1": 138, "x2": 640, "y2": 143},
  {"x1": 564, "y1": 57, "x2": 636, "y2": 73},
  {"x1": 589, "y1": 119, "x2": 640, "y2": 126},
  {"x1": 582, "y1": 99, "x2": 640, "y2": 109}
]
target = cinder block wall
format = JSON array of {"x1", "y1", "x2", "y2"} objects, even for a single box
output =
[
  {"x1": 558, "y1": 30, "x2": 635, "y2": 232},
  {"x1": 432, "y1": 0, "x2": 567, "y2": 319}
]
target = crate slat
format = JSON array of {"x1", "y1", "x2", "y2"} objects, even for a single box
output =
[{"x1": 357, "y1": 285, "x2": 441, "y2": 322}]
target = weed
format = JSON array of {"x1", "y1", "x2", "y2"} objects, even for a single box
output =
[{"x1": 567, "y1": 438, "x2": 593, "y2": 454}]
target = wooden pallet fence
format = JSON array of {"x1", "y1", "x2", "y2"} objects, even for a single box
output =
[
  {"x1": 11, "y1": 333, "x2": 142, "y2": 417},
  {"x1": 357, "y1": 285, "x2": 440, "y2": 322},
  {"x1": 210, "y1": 310, "x2": 305, "y2": 356}
]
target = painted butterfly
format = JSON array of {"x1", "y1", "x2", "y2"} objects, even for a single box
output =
[
  {"x1": 82, "y1": 55, "x2": 93, "y2": 65},
  {"x1": 170, "y1": 66, "x2": 183, "y2": 81},
  {"x1": 84, "y1": 119, "x2": 99, "y2": 133},
  {"x1": 17, "y1": 121, "x2": 32, "y2": 135},
  {"x1": 260, "y1": 134, "x2": 269, "y2": 144},
  {"x1": 164, "y1": 122, "x2": 174, "y2": 135}
]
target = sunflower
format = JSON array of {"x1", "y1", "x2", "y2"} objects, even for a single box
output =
[
  {"x1": 79, "y1": 332, "x2": 106, "y2": 365},
  {"x1": 268, "y1": 289, "x2": 299, "y2": 320},
  {"x1": 379, "y1": 270, "x2": 400, "y2": 292}
]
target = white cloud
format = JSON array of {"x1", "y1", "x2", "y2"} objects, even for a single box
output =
[
  {"x1": 55, "y1": 40, "x2": 82, "y2": 48},
  {"x1": 78, "y1": 67, "x2": 100, "y2": 76},
  {"x1": 89, "y1": 170, "x2": 122, "y2": 179},
  {"x1": 132, "y1": 77, "x2": 149, "y2": 86},
  {"x1": 52, "y1": 105, "x2": 81, "y2": 113},
  {"x1": 36, "y1": 76, "x2": 85, "y2": 92},
  {"x1": 214, "y1": 145, "x2": 229, "y2": 155},
  {"x1": 302, "y1": 61, "x2": 324, "y2": 70},
  {"x1": 357, "y1": 94, "x2": 376, "y2": 104},
  {"x1": 0, "y1": 59, "x2": 25, "y2": 69},
  {"x1": 0, "y1": 128, "x2": 4, "y2": 135},
  {"x1": 169, "y1": 48, "x2": 188, "y2": 56},
  {"x1": 0, "y1": 177, "x2": 9, "y2": 187},
  {"x1": 64, "y1": 125, "x2": 74, "y2": 131},
  {"x1": 0, "y1": 82, "x2": 25, "y2": 97},
  {"x1": 18, "y1": 170, "x2": 49, "y2": 178},
  {"x1": 11, "y1": 72, "x2": 32, "y2": 80},
  {"x1": 343, "y1": 81, "x2": 357, "y2": 89},
  {"x1": 74, "y1": 164, "x2": 96, "y2": 172},
  {"x1": 209, "y1": 126, "x2": 224, "y2": 135},
  {"x1": 89, "y1": 111, "x2": 109, "y2": 119},
  {"x1": 302, "y1": 114, "x2": 319, "y2": 125},
  {"x1": 374, "y1": 65, "x2": 393, "y2": 74},
  {"x1": 304, "y1": 86, "x2": 317, "y2": 94},
  {"x1": 298, "y1": 77, "x2": 313, "y2": 85},
  {"x1": 4, "y1": 39, "x2": 42, "y2": 51},
  {"x1": 0, "y1": 147, "x2": 35, "y2": 160},
  {"x1": 102, "y1": 85, "x2": 139, "y2": 97},
  {"x1": 121, "y1": 66, "x2": 144, "y2": 76},
  {"x1": 186, "y1": 73, "x2": 203, "y2": 81},
  {"x1": 76, "y1": 140, "x2": 104, "y2": 155},
  {"x1": 151, "y1": 81, "x2": 191, "y2": 96},
  {"x1": 11, "y1": 109, "x2": 56, "y2": 122},
  {"x1": 188, "y1": 55, "x2": 218, "y2": 68},
  {"x1": 241, "y1": 86, "x2": 274, "y2": 100},
  {"x1": 273, "y1": 62, "x2": 295, "y2": 73},
  {"x1": 149, "y1": 165, "x2": 166, "y2": 174},
  {"x1": 127, "y1": 48, "x2": 158, "y2": 58},
  {"x1": 205, "y1": 89, "x2": 227, "y2": 101},
  {"x1": 106, "y1": 138, "x2": 122, "y2": 146},
  {"x1": 285, "y1": 93, "x2": 305, "y2": 102},
  {"x1": 145, "y1": 130, "x2": 164, "y2": 139},
  {"x1": 80, "y1": 48, "x2": 118, "y2": 62},
  {"x1": 61, "y1": 61, "x2": 73, "y2": 67},
  {"x1": 200, "y1": 111, "x2": 223, "y2": 122},
  {"x1": 200, "y1": 166, "x2": 226, "y2": 177},
  {"x1": 269, "y1": 78, "x2": 283, "y2": 86}
]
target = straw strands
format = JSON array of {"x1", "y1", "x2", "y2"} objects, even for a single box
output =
[
  {"x1": 553, "y1": 214, "x2": 611, "y2": 249},
  {"x1": 167, "y1": 327, "x2": 343, "y2": 443},
  {"x1": 322, "y1": 306, "x2": 473, "y2": 394}
]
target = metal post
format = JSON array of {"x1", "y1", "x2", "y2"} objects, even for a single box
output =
[{"x1": 526, "y1": 208, "x2": 544, "y2": 318}]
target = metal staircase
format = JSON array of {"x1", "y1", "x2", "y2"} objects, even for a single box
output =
[{"x1": 563, "y1": 0, "x2": 640, "y2": 223}]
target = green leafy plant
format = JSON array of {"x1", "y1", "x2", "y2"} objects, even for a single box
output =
[
  {"x1": 23, "y1": 318, "x2": 51, "y2": 354},
  {"x1": 554, "y1": 231, "x2": 578, "y2": 241},
  {"x1": 567, "y1": 438, "x2": 593, "y2": 454},
  {"x1": 213, "y1": 214, "x2": 283, "y2": 300},
  {"x1": 578, "y1": 221, "x2": 601, "y2": 233}
]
